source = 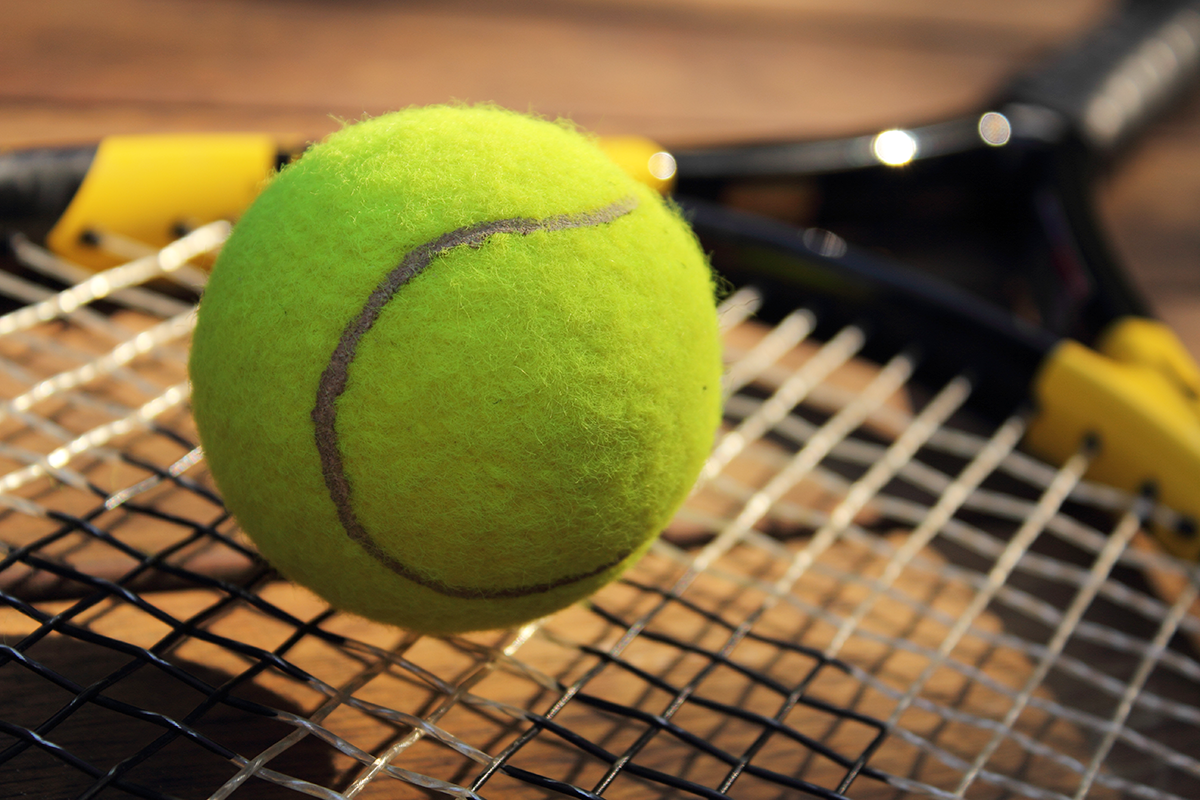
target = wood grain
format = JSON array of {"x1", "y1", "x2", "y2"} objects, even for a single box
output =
[{"x1": 1, "y1": 0, "x2": 1101, "y2": 146}]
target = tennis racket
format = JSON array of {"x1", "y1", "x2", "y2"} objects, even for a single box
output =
[
  {"x1": 1, "y1": 1, "x2": 1199, "y2": 799},
  {"x1": 671, "y1": 0, "x2": 1200, "y2": 562}
]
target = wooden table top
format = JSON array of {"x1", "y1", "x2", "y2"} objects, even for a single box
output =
[{"x1": 4, "y1": 0, "x2": 1198, "y2": 348}]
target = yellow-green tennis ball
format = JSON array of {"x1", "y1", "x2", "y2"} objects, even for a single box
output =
[{"x1": 188, "y1": 105, "x2": 722, "y2": 634}]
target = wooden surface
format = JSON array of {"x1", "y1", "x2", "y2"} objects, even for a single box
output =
[
  {"x1": 3, "y1": 0, "x2": 1199, "y2": 349},
  {"x1": 1, "y1": 0, "x2": 1106, "y2": 145}
]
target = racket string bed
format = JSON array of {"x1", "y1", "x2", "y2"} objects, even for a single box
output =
[{"x1": 0, "y1": 234, "x2": 1198, "y2": 800}]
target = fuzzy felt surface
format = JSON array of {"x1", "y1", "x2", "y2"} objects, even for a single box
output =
[{"x1": 188, "y1": 105, "x2": 723, "y2": 633}]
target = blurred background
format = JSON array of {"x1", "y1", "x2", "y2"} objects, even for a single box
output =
[{"x1": 3, "y1": 0, "x2": 1198, "y2": 343}]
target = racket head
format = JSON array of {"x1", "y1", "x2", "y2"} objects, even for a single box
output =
[{"x1": 0, "y1": 221, "x2": 1198, "y2": 800}]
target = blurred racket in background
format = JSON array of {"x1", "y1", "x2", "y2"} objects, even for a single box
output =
[{"x1": 1, "y1": 1, "x2": 1200, "y2": 798}]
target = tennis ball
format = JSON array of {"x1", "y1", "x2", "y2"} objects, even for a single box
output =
[{"x1": 188, "y1": 105, "x2": 722, "y2": 634}]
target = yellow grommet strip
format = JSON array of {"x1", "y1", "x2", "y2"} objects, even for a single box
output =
[
  {"x1": 46, "y1": 133, "x2": 278, "y2": 270},
  {"x1": 1027, "y1": 319, "x2": 1200, "y2": 559}
]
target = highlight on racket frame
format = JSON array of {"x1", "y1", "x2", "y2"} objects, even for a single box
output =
[{"x1": 0, "y1": 1, "x2": 1199, "y2": 799}]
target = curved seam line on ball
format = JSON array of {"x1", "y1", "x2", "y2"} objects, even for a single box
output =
[{"x1": 312, "y1": 195, "x2": 640, "y2": 600}]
